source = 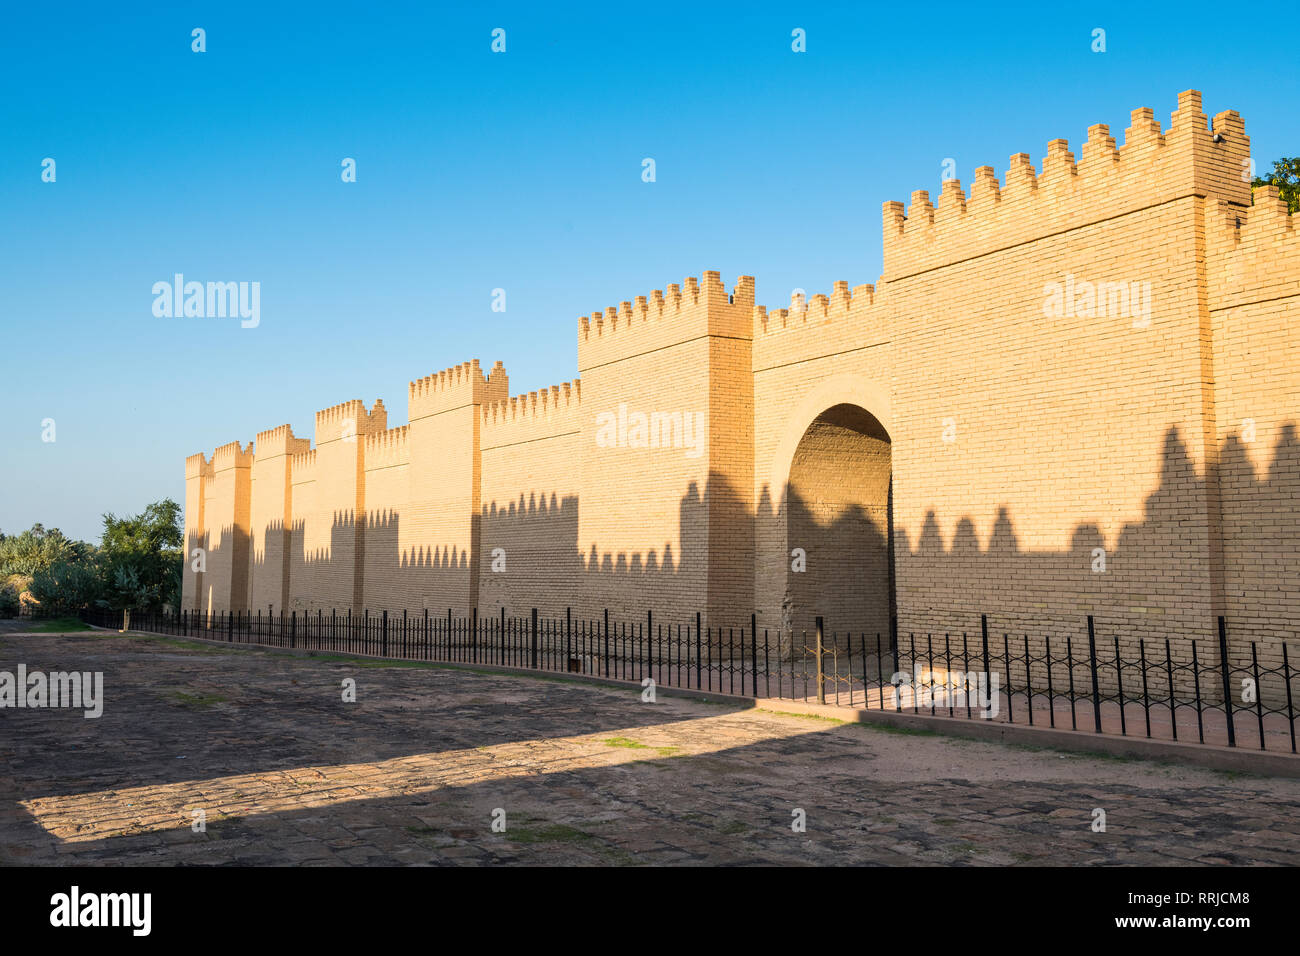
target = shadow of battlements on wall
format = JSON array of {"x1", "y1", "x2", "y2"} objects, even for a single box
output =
[{"x1": 195, "y1": 421, "x2": 1298, "y2": 656}]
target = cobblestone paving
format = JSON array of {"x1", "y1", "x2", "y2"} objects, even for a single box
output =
[{"x1": 2, "y1": 628, "x2": 1298, "y2": 866}]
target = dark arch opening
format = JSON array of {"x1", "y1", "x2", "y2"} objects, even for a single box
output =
[{"x1": 783, "y1": 403, "x2": 893, "y2": 645}]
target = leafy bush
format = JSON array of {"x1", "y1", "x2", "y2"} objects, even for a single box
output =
[
  {"x1": 0, "y1": 586, "x2": 19, "y2": 618},
  {"x1": 0, "y1": 525, "x2": 93, "y2": 577},
  {"x1": 99, "y1": 499, "x2": 183, "y2": 613},
  {"x1": 10, "y1": 499, "x2": 183, "y2": 619},
  {"x1": 27, "y1": 560, "x2": 102, "y2": 617}
]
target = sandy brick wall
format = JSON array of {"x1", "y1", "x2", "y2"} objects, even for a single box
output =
[
  {"x1": 752, "y1": 284, "x2": 894, "y2": 641},
  {"x1": 574, "y1": 272, "x2": 754, "y2": 628},
  {"x1": 479, "y1": 383, "x2": 582, "y2": 620},
  {"x1": 287, "y1": 400, "x2": 385, "y2": 612},
  {"x1": 1207, "y1": 185, "x2": 1300, "y2": 676},
  {"x1": 182, "y1": 89, "x2": 1296, "y2": 672},
  {"x1": 247, "y1": 425, "x2": 309, "y2": 612},
  {"x1": 199, "y1": 441, "x2": 252, "y2": 615},
  {"x1": 403, "y1": 361, "x2": 508, "y2": 616},
  {"x1": 181, "y1": 453, "x2": 208, "y2": 613},
  {"x1": 359, "y1": 425, "x2": 411, "y2": 610}
]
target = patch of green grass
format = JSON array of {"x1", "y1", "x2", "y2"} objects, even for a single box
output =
[
  {"x1": 165, "y1": 690, "x2": 228, "y2": 710},
  {"x1": 935, "y1": 818, "x2": 958, "y2": 827},
  {"x1": 141, "y1": 635, "x2": 227, "y2": 652},
  {"x1": 689, "y1": 696, "x2": 745, "y2": 708},
  {"x1": 81, "y1": 629, "x2": 232, "y2": 653},
  {"x1": 23, "y1": 617, "x2": 92, "y2": 632},
  {"x1": 506, "y1": 822, "x2": 595, "y2": 845},
  {"x1": 718, "y1": 819, "x2": 750, "y2": 835},
  {"x1": 855, "y1": 720, "x2": 939, "y2": 738},
  {"x1": 603, "y1": 736, "x2": 651, "y2": 749},
  {"x1": 756, "y1": 708, "x2": 847, "y2": 725},
  {"x1": 305, "y1": 654, "x2": 440, "y2": 669}
]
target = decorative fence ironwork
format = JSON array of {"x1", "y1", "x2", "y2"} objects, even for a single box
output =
[{"x1": 73, "y1": 606, "x2": 1298, "y2": 755}]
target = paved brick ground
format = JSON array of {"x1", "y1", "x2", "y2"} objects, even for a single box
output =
[{"x1": 2, "y1": 627, "x2": 1298, "y2": 866}]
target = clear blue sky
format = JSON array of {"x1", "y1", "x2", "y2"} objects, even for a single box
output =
[{"x1": 2, "y1": 2, "x2": 1295, "y2": 543}]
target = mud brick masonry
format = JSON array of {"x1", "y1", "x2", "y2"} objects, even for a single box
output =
[{"x1": 183, "y1": 90, "x2": 1298, "y2": 662}]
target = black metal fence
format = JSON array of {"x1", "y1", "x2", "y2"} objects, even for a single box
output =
[{"x1": 73, "y1": 606, "x2": 1298, "y2": 755}]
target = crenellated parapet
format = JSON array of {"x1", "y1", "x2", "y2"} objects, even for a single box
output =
[
  {"x1": 481, "y1": 380, "x2": 582, "y2": 449},
  {"x1": 882, "y1": 90, "x2": 1251, "y2": 280},
  {"x1": 408, "y1": 359, "x2": 509, "y2": 421},
  {"x1": 363, "y1": 424, "x2": 412, "y2": 470},
  {"x1": 254, "y1": 423, "x2": 311, "y2": 459},
  {"x1": 211, "y1": 440, "x2": 254, "y2": 472},
  {"x1": 1207, "y1": 185, "x2": 1299, "y2": 311},
  {"x1": 314, "y1": 398, "x2": 387, "y2": 445},
  {"x1": 185, "y1": 452, "x2": 212, "y2": 482},
  {"x1": 577, "y1": 271, "x2": 755, "y2": 371},
  {"x1": 289, "y1": 448, "x2": 318, "y2": 484},
  {"x1": 752, "y1": 280, "x2": 891, "y2": 371}
]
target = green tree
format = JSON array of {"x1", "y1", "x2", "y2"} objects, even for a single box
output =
[
  {"x1": 28, "y1": 559, "x2": 103, "y2": 615},
  {"x1": 97, "y1": 499, "x2": 184, "y2": 625},
  {"x1": 0, "y1": 524, "x2": 93, "y2": 576},
  {"x1": 1252, "y1": 157, "x2": 1300, "y2": 214}
]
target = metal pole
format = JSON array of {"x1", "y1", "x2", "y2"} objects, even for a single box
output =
[
  {"x1": 1218, "y1": 616, "x2": 1237, "y2": 748},
  {"x1": 816, "y1": 616, "x2": 826, "y2": 705},
  {"x1": 1088, "y1": 615, "x2": 1102, "y2": 733}
]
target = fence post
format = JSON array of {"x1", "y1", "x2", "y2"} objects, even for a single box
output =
[
  {"x1": 603, "y1": 609, "x2": 610, "y2": 678},
  {"x1": 1087, "y1": 615, "x2": 1102, "y2": 733},
  {"x1": 566, "y1": 606, "x2": 572, "y2": 668},
  {"x1": 816, "y1": 616, "x2": 826, "y2": 705},
  {"x1": 227, "y1": 609, "x2": 232, "y2": 643},
  {"x1": 980, "y1": 613, "x2": 990, "y2": 687},
  {"x1": 381, "y1": 609, "x2": 388, "y2": 657},
  {"x1": 531, "y1": 608, "x2": 538, "y2": 669},
  {"x1": 751, "y1": 612, "x2": 759, "y2": 697},
  {"x1": 695, "y1": 610, "x2": 702, "y2": 689},
  {"x1": 890, "y1": 614, "x2": 899, "y2": 677},
  {"x1": 290, "y1": 610, "x2": 297, "y2": 650},
  {"x1": 1218, "y1": 616, "x2": 1237, "y2": 748}
]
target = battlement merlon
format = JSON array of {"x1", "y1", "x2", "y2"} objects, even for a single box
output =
[
  {"x1": 752, "y1": 280, "x2": 891, "y2": 373},
  {"x1": 363, "y1": 424, "x2": 412, "y2": 470},
  {"x1": 314, "y1": 398, "x2": 387, "y2": 445},
  {"x1": 185, "y1": 452, "x2": 211, "y2": 482},
  {"x1": 211, "y1": 440, "x2": 254, "y2": 472},
  {"x1": 483, "y1": 379, "x2": 582, "y2": 424},
  {"x1": 254, "y1": 423, "x2": 311, "y2": 459},
  {"x1": 289, "y1": 447, "x2": 318, "y2": 483},
  {"x1": 756, "y1": 280, "x2": 880, "y2": 334},
  {"x1": 481, "y1": 380, "x2": 583, "y2": 449},
  {"x1": 407, "y1": 359, "x2": 509, "y2": 421},
  {"x1": 1207, "y1": 185, "x2": 1300, "y2": 310},
  {"x1": 577, "y1": 271, "x2": 755, "y2": 372},
  {"x1": 881, "y1": 90, "x2": 1252, "y2": 280}
]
